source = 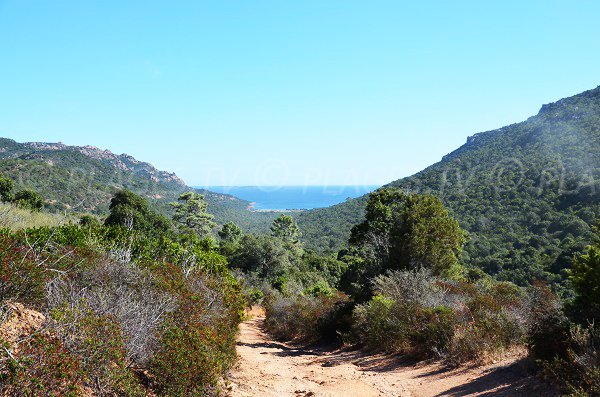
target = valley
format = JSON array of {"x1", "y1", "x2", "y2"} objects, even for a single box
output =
[{"x1": 0, "y1": 88, "x2": 599, "y2": 396}]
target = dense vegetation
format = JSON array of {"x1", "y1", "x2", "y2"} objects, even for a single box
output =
[
  {"x1": 262, "y1": 187, "x2": 600, "y2": 395},
  {"x1": 0, "y1": 184, "x2": 245, "y2": 396},
  {"x1": 298, "y1": 86, "x2": 600, "y2": 289}
]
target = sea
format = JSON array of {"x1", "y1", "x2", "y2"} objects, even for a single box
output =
[{"x1": 198, "y1": 185, "x2": 380, "y2": 211}]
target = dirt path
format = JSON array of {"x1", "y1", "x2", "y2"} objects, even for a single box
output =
[{"x1": 226, "y1": 315, "x2": 552, "y2": 397}]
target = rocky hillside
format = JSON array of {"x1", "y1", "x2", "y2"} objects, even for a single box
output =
[
  {"x1": 0, "y1": 138, "x2": 276, "y2": 231},
  {"x1": 0, "y1": 139, "x2": 185, "y2": 187}
]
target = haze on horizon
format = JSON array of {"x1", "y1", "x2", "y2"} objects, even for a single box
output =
[{"x1": 1, "y1": 1, "x2": 599, "y2": 186}]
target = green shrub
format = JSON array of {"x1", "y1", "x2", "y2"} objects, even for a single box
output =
[
  {"x1": 353, "y1": 295, "x2": 407, "y2": 351},
  {"x1": 13, "y1": 189, "x2": 44, "y2": 211},
  {"x1": 353, "y1": 270, "x2": 525, "y2": 362},
  {"x1": 526, "y1": 282, "x2": 573, "y2": 362},
  {"x1": 0, "y1": 234, "x2": 47, "y2": 306},
  {"x1": 0, "y1": 218, "x2": 245, "y2": 396},
  {"x1": 151, "y1": 324, "x2": 228, "y2": 396}
]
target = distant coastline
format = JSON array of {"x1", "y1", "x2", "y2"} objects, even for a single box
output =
[{"x1": 198, "y1": 185, "x2": 379, "y2": 211}]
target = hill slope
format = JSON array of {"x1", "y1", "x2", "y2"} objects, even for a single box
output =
[
  {"x1": 0, "y1": 138, "x2": 277, "y2": 231},
  {"x1": 297, "y1": 86, "x2": 600, "y2": 285}
]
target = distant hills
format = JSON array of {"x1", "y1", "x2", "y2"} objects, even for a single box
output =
[
  {"x1": 297, "y1": 86, "x2": 600, "y2": 285},
  {"x1": 3, "y1": 85, "x2": 599, "y2": 286},
  {"x1": 0, "y1": 138, "x2": 277, "y2": 231}
]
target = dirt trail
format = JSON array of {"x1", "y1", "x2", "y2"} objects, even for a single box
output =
[{"x1": 226, "y1": 315, "x2": 553, "y2": 397}]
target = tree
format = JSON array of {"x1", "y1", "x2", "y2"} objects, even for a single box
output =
[
  {"x1": 229, "y1": 234, "x2": 292, "y2": 282},
  {"x1": 170, "y1": 192, "x2": 216, "y2": 237},
  {"x1": 271, "y1": 214, "x2": 301, "y2": 245},
  {"x1": 219, "y1": 222, "x2": 242, "y2": 243},
  {"x1": 104, "y1": 190, "x2": 171, "y2": 236},
  {"x1": 351, "y1": 188, "x2": 466, "y2": 275},
  {"x1": 569, "y1": 225, "x2": 600, "y2": 324},
  {"x1": 343, "y1": 188, "x2": 467, "y2": 300},
  {"x1": 13, "y1": 189, "x2": 44, "y2": 211},
  {"x1": 79, "y1": 214, "x2": 101, "y2": 228},
  {"x1": 0, "y1": 172, "x2": 14, "y2": 202}
]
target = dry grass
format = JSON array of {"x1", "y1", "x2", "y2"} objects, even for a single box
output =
[{"x1": 0, "y1": 202, "x2": 71, "y2": 230}]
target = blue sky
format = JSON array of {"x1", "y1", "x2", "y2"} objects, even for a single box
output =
[{"x1": 1, "y1": 1, "x2": 599, "y2": 186}]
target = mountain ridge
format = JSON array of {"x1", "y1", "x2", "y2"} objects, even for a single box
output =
[
  {"x1": 297, "y1": 85, "x2": 600, "y2": 285},
  {"x1": 0, "y1": 137, "x2": 278, "y2": 231}
]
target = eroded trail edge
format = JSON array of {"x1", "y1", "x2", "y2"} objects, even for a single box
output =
[{"x1": 226, "y1": 315, "x2": 547, "y2": 397}]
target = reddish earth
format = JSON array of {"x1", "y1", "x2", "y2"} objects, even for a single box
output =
[{"x1": 226, "y1": 315, "x2": 554, "y2": 397}]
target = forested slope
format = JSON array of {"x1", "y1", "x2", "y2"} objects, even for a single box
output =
[
  {"x1": 298, "y1": 86, "x2": 600, "y2": 285},
  {"x1": 0, "y1": 138, "x2": 277, "y2": 231}
]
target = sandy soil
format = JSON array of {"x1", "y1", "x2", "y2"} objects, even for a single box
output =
[{"x1": 226, "y1": 315, "x2": 554, "y2": 397}]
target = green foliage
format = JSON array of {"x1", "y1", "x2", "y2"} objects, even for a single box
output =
[
  {"x1": 13, "y1": 189, "x2": 44, "y2": 211},
  {"x1": 271, "y1": 214, "x2": 301, "y2": 245},
  {"x1": 526, "y1": 281, "x2": 573, "y2": 362},
  {"x1": 150, "y1": 267, "x2": 243, "y2": 396},
  {"x1": 229, "y1": 234, "x2": 292, "y2": 282},
  {"x1": 540, "y1": 326, "x2": 600, "y2": 396},
  {"x1": 79, "y1": 213, "x2": 101, "y2": 228},
  {"x1": 171, "y1": 191, "x2": 216, "y2": 237},
  {"x1": 105, "y1": 189, "x2": 171, "y2": 236},
  {"x1": 50, "y1": 306, "x2": 146, "y2": 396},
  {"x1": 219, "y1": 221, "x2": 243, "y2": 243},
  {"x1": 353, "y1": 269, "x2": 525, "y2": 361},
  {"x1": 0, "y1": 211, "x2": 244, "y2": 395},
  {"x1": 1, "y1": 333, "x2": 81, "y2": 396},
  {"x1": 569, "y1": 231, "x2": 600, "y2": 324},
  {"x1": 342, "y1": 189, "x2": 467, "y2": 300},
  {"x1": 0, "y1": 172, "x2": 14, "y2": 202}
]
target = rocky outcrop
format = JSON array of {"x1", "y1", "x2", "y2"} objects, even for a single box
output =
[{"x1": 18, "y1": 142, "x2": 186, "y2": 186}]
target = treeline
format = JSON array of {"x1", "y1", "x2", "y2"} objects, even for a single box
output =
[
  {"x1": 0, "y1": 176, "x2": 246, "y2": 396},
  {"x1": 244, "y1": 188, "x2": 600, "y2": 395}
]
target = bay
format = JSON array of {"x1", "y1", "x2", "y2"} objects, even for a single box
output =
[{"x1": 198, "y1": 185, "x2": 379, "y2": 211}]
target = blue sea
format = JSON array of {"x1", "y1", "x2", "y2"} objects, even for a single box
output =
[{"x1": 199, "y1": 185, "x2": 379, "y2": 211}]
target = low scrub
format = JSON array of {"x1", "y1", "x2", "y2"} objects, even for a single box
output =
[
  {"x1": 0, "y1": 201, "x2": 69, "y2": 230},
  {"x1": 264, "y1": 290, "x2": 350, "y2": 342},
  {"x1": 526, "y1": 282, "x2": 600, "y2": 396},
  {"x1": 0, "y1": 223, "x2": 245, "y2": 396},
  {"x1": 353, "y1": 269, "x2": 525, "y2": 362}
]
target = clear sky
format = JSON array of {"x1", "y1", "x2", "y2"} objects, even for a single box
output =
[{"x1": 1, "y1": 1, "x2": 599, "y2": 186}]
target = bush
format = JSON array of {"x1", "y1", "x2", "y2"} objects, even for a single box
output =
[
  {"x1": 46, "y1": 255, "x2": 177, "y2": 366},
  {"x1": 542, "y1": 326, "x2": 600, "y2": 396},
  {"x1": 353, "y1": 269, "x2": 526, "y2": 362},
  {"x1": 1, "y1": 220, "x2": 245, "y2": 396},
  {"x1": 49, "y1": 307, "x2": 145, "y2": 396},
  {"x1": 447, "y1": 280, "x2": 525, "y2": 363},
  {"x1": 0, "y1": 333, "x2": 81, "y2": 396},
  {"x1": 0, "y1": 234, "x2": 47, "y2": 306},
  {"x1": 265, "y1": 290, "x2": 350, "y2": 342},
  {"x1": 525, "y1": 282, "x2": 573, "y2": 361},
  {"x1": 149, "y1": 266, "x2": 242, "y2": 396},
  {"x1": 151, "y1": 324, "x2": 228, "y2": 396},
  {"x1": 13, "y1": 189, "x2": 44, "y2": 211}
]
